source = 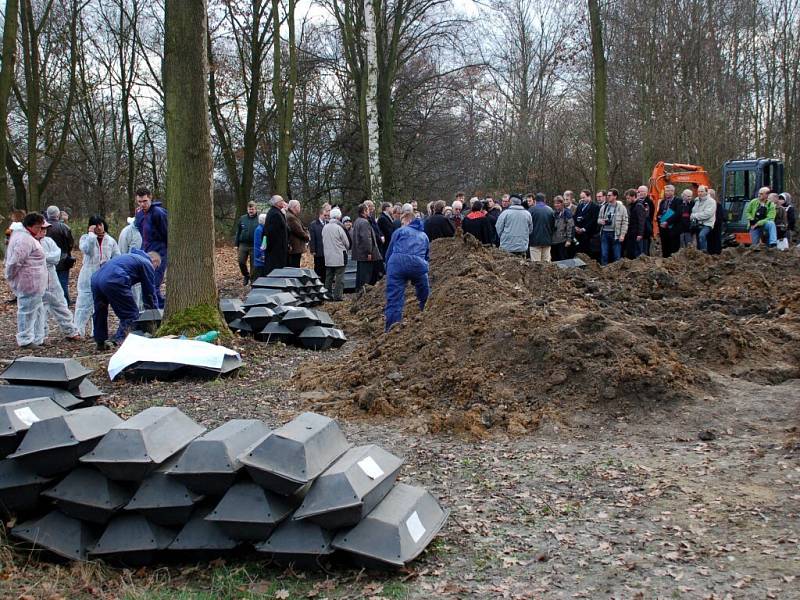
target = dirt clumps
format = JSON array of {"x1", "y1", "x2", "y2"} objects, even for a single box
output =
[{"x1": 294, "y1": 236, "x2": 800, "y2": 435}]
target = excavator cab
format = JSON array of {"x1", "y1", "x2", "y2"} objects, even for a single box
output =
[{"x1": 722, "y1": 158, "x2": 784, "y2": 244}]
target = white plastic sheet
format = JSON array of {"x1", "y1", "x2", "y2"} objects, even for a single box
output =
[{"x1": 107, "y1": 334, "x2": 241, "y2": 380}]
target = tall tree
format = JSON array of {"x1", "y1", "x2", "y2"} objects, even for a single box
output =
[
  {"x1": 162, "y1": 0, "x2": 217, "y2": 323},
  {"x1": 363, "y1": 0, "x2": 382, "y2": 202},
  {"x1": 272, "y1": 0, "x2": 296, "y2": 198},
  {"x1": 587, "y1": 0, "x2": 608, "y2": 191},
  {"x1": 0, "y1": 0, "x2": 19, "y2": 213}
]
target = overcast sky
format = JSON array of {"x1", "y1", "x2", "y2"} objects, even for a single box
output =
[{"x1": 295, "y1": 0, "x2": 480, "y2": 24}]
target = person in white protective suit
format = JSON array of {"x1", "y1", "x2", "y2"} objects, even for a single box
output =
[
  {"x1": 74, "y1": 215, "x2": 120, "y2": 336},
  {"x1": 37, "y1": 230, "x2": 81, "y2": 340},
  {"x1": 117, "y1": 215, "x2": 143, "y2": 310},
  {"x1": 4, "y1": 213, "x2": 48, "y2": 347}
]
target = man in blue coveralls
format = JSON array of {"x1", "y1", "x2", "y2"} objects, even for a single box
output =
[
  {"x1": 384, "y1": 207, "x2": 430, "y2": 332},
  {"x1": 91, "y1": 249, "x2": 160, "y2": 351}
]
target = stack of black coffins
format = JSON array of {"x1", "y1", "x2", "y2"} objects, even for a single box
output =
[
  {"x1": 6, "y1": 408, "x2": 448, "y2": 570},
  {"x1": 221, "y1": 269, "x2": 347, "y2": 350},
  {"x1": 0, "y1": 356, "x2": 104, "y2": 411}
]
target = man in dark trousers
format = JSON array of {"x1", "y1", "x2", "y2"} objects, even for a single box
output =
[
  {"x1": 91, "y1": 249, "x2": 159, "y2": 350},
  {"x1": 45, "y1": 205, "x2": 75, "y2": 304},
  {"x1": 377, "y1": 201, "x2": 396, "y2": 258},
  {"x1": 133, "y1": 187, "x2": 168, "y2": 308},
  {"x1": 264, "y1": 194, "x2": 289, "y2": 275},
  {"x1": 235, "y1": 201, "x2": 260, "y2": 285},
  {"x1": 573, "y1": 189, "x2": 600, "y2": 260},
  {"x1": 352, "y1": 202, "x2": 383, "y2": 291},
  {"x1": 656, "y1": 184, "x2": 681, "y2": 258},
  {"x1": 309, "y1": 203, "x2": 330, "y2": 281}
]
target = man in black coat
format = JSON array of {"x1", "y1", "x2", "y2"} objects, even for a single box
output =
[
  {"x1": 309, "y1": 203, "x2": 330, "y2": 281},
  {"x1": 573, "y1": 189, "x2": 600, "y2": 260},
  {"x1": 45, "y1": 205, "x2": 75, "y2": 304},
  {"x1": 424, "y1": 200, "x2": 455, "y2": 241},
  {"x1": 377, "y1": 201, "x2": 396, "y2": 257},
  {"x1": 656, "y1": 185, "x2": 682, "y2": 258},
  {"x1": 264, "y1": 195, "x2": 289, "y2": 275}
]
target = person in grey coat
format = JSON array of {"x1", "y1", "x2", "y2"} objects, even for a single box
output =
[
  {"x1": 321, "y1": 207, "x2": 351, "y2": 300},
  {"x1": 351, "y1": 202, "x2": 383, "y2": 292},
  {"x1": 528, "y1": 193, "x2": 555, "y2": 262},
  {"x1": 494, "y1": 196, "x2": 533, "y2": 256}
]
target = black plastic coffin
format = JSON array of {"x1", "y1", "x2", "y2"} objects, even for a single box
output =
[
  {"x1": 0, "y1": 397, "x2": 67, "y2": 457},
  {"x1": 257, "y1": 322, "x2": 294, "y2": 344},
  {"x1": 72, "y1": 379, "x2": 104, "y2": 403},
  {"x1": 168, "y1": 419, "x2": 271, "y2": 495},
  {"x1": 41, "y1": 467, "x2": 133, "y2": 524},
  {"x1": 219, "y1": 298, "x2": 245, "y2": 324},
  {"x1": 242, "y1": 306, "x2": 276, "y2": 331},
  {"x1": 81, "y1": 406, "x2": 205, "y2": 481},
  {"x1": 260, "y1": 267, "x2": 317, "y2": 282},
  {"x1": 8, "y1": 406, "x2": 123, "y2": 476},
  {"x1": 294, "y1": 445, "x2": 403, "y2": 529},
  {"x1": 0, "y1": 384, "x2": 83, "y2": 410},
  {"x1": 124, "y1": 464, "x2": 204, "y2": 526},
  {"x1": 280, "y1": 308, "x2": 321, "y2": 334},
  {"x1": 309, "y1": 310, "x2": 335, "y2": 328},
  {"x1": 90, "y1": 514, "x2": 176, "y2": 565},
  {"x1": 0, "y1": 459, "x2": 53, "y2": 515},
  {"x1": 134, "y1": 308, "x2": 164, "y2": 333},
  {"x1": 328, "y1": 328, "x2": 347, "y2": 349},
  {"x1": 121, "y1": 361, "x2": 186, "y2": 380},
  {"x1": 332, "y1": 483, "x2": 449, "y2": 567},
  {"x1": 228, "y1": 318, "x2": 253, "y2": 335},
  {"x1": 1, "y1": 356, "x2": 93, "y2": 390},
  {"x1": 253, "y1": 277, "x2": 304, "y2": 291},
  {"x1": 240, "y1": 412, "x2": 350, "y2": 496},
  {"x1": 297, "y1": 326, "x2": 337, "y2": 351},
  {"x1": 553, "y1": 257, "x2": 587, "y2": 269},
  {"x1": 255, "y1": 516, "x2": 335, "y2": 566},
  {"x1": 168, "y1": 506, "x2": 238, "y2": 553},
  {"x1": 183, "y1": 354, "x2": 242, "y2": 378},
  {"x1": 205, "y1": 481, "x2": 294, "y2": 541},
  {"x1": 12, "y1": 510, "x2": 99, "y2": 561}
]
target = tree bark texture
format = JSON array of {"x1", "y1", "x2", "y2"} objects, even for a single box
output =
[
  {"x1": 0, "y1": 0, "x2": 18, "y2": 213},
  {"x1": 364, "y1": 0, "x2": 383, "y2": 203},
  {"x1": 588, "y1": 0, "x2": 609, "y2": 191},
  {"x1": 163, "y1": 0, "x2": 216, "y2": 315}
]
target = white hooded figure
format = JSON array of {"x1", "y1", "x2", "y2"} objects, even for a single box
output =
[
  {"x1": 74, "y1": 217, "x2": 120, "y2": 336},
  {"x1": 39, "y1": 235, "x2": 81, "y2": 339},
  {"x1": 117, "y1": 216, "x2": 144, "y2": 310}
]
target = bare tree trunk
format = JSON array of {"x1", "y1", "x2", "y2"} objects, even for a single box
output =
[
  {"x1": 0, "y1": 0, "x2": 18, "y2": 213},
  {"x1": 273, "y1": 0, "x2": 296, "y2": 198},
  {"x1": 163, "y1": 0, "x2": 217, "y2": 318},
  {"x1": 587, "y1": 0, "x2": 608, "y2": 191},
  {"x1": 364, "y1": 0, "x2": 382, "y2": 203}
]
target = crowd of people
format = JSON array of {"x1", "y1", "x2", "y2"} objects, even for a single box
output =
[{"x1": 3, "y1": 187, "x2": 167, "y2": 350}]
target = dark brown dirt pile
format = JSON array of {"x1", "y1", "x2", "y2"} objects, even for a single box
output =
[{"x1": 293, "y1": 236, "x2": 800, "y2": 435}]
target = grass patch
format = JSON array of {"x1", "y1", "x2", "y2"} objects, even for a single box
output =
[{"x1": 156, "y1": 303, "x2": 231, "y2": 340}]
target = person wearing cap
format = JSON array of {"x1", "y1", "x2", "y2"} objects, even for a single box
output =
[
  {"x1": 4, "y1": 213, "x2": 49, "y2": 347},
  {"x1": 133, "y1": 187, "x2": 168, "y2": 308},
  {"x1": 91, "y1": 250, "x2": 160, "y2": 351},
  {"x1": 494, "y1": 195, "x2": 533, "y2": 257},
  {"x1": 118, "y1": 214, "x2": 144, "y2": 310},
  {"x1": 35, "y1": 224, "x2": 81, "y2": 341},
  {"x1": 45, "y1": 205, "x2": 75, "y2": 305},
  {"x1": 322, "y1": 207, "x2": 350, "y2": 300},
  {"x1": 235, "y1": 200, "x2": 260, "y2": 285},
  {"x1": 75, "y1": 215, "x2": 120, "y2": 336},
  {"x1": 384, "y1": 208, "x2": 430, "y2": 331},
  {"x1": 264, "y1": 194, "x2": 289, "y2": 274}
]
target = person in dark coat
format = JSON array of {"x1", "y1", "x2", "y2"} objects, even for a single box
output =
[
  {"x1": 351, "y1": 202, "x2": 383, "y2": 291},
  {"x1": 286, "y1": 199, "x2": 310, "y2": 268},
  {"x1": 264, "y1": 195, "x2": 289, "y2": 275},
  {"x1": 45, "y1": 205, "x2": 75, "y2": 305},
  {"x1": 528, "y1": 193, "x2": 555, "y2": 262},
  {"x1": 707, "y1": 189, "x2": 725, "y2": 255},
  {"x1": 424, "y1": 200, "x2": 455, "y2": 241},
  {"x1": 308, "y1": 203, "x2": 330, "y2": 281},
  {"x1": 656, "y1": 185, "x2": 682, "y2": 258},
  {"x1": 573, "y1": 189, "x2": 600, "y2": 260},
  {"x1": 133, "y1": 187, "x2": 168, "y2": 309},
  {"x1": 377, "y1": 202, "x2": 396, "y2": 259},
  {"x1": 91, "y1": 249, "x2": 159, "y2": 350},
  {"x1": 624, "y1": 188, "x2": 646, "y2": 259},
  {"x1": 462, "y1": 200, "x2": 494, "y2": 245},
  {"x1": 235, "y1": 201, "x2": 260, "y2": 285}
]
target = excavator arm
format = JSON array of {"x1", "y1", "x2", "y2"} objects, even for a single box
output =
[{"x1": 648, "y1": 161, "x2": 713, "y2": 235}]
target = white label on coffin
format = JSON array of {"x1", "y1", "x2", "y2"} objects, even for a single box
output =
[
  {"x1": 14, "y1": 407, "x2": 40, "y2": 427},
  {"x1": 406, "y1": 511, "x2": 426, "y2": 543},
  {"x1": 357, "y1": 456, "x2": 384, "y2": 479}
]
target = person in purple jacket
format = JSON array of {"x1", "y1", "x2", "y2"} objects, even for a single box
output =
[{"x1": 133, "y1": 187, "x2": 168, "y2": 308}]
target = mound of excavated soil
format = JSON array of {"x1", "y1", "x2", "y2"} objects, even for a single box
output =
[{"x1": 293, "y1": 235, "x2": 800, "y2": 435}]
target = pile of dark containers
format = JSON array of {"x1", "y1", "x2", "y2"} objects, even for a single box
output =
[
  {"x1": 221, "y1": 268, "x2": 348, "y2": 351},
  {"x1": 0, "y1": 357, "x2": 447, "y2": 569}
]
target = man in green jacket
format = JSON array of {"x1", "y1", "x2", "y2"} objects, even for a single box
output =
[
  {"x1": 235, "y1": 201, "x2": 260, "y2": 285},
  {"x1": 744, "y1": 187, "x2": 778, "y2": 247}
]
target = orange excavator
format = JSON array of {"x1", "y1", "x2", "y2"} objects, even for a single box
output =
[{"x1": 647, "y1": 162, "x2": 712, "y2": 235}]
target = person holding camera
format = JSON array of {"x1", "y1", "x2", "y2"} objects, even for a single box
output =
[{"x1": 690, "y1": 185, "x2": 716, "y2": 253}]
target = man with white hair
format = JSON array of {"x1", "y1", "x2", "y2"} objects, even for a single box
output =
[
  {"x1": 235, "y1": 201, "x2": 260, "y2": 285},
  {"x1": 264, "y1": 194, "x2": 289, "y2": 274},
  {"x1": 691, "y1": 185, "x2": 717, "y2": 252},
  {"x1": 45, "y1": 205, "x2": 75, "y2": 305},
  {"x1": 321, "y1": 207, "x2": 350, "y2": 300},
  {"x1": 744, "y1": 186, "x2": 778, "y2": 248},
  {"x1": 495, "y1": 195, "x2": 533, "y2": 257},
  {"x1": 286, "y1": 199, "x2": 310, "y2": 268}
]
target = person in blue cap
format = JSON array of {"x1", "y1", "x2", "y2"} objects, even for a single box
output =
[
  {"x1": 384, "y1": 205, "x2": 430, "y2": 332},
  {"x1": 90, "y1": 249, "x2": 160, "y2": 351}
]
